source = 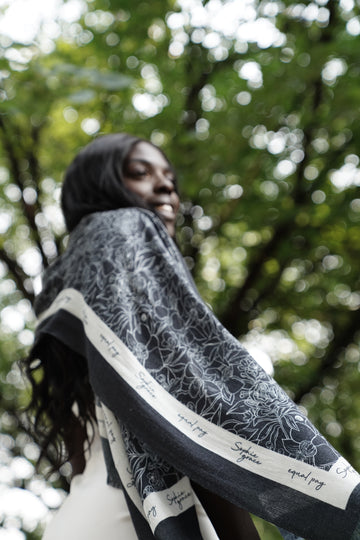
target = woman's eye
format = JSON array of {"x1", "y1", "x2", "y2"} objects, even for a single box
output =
[{"x1": 129, "y1": 169, "x2": 148, "y2": 178}]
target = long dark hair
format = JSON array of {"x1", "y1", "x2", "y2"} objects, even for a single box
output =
[
  {"x1": 22, "y1": 133, "x2": 177, "y2": 475},
  {"x1": 23, "y1": 335, "x2": 95, "y2": 476}
]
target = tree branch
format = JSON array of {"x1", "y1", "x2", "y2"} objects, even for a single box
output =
[
  {"x1": 294, "y1": 309, "x2": 360, "y2": 402},
  {"x1": 0, "y1": 248, "x2": 34, "y2": 302},
  {"x1": 0, "y1": 115, "x2": 49, "y2": 267},
  {"x1": 220, "y1": 220, "x2": 292, "y2": 335}
]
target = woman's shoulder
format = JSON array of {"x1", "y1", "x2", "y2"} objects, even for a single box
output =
[
  {"x1": 80, "y1": 207, "x2": 158, "y2": 233},
  {"x1": 73, "y1": 208, "x2": 175, "y2": 251},
  {"x1": 64, "y1": 208, "x2": 175, "y2": 261}
]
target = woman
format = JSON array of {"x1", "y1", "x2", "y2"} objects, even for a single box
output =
[{"x1": 24, "y1": 134, "x2": 360, "y2": 540}]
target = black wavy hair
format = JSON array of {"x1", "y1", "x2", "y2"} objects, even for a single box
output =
[
  {"x1": 23, "y1": 133, "x2": 177, "y2": 475},
  {"x1": 23, "y1": 335, "x2": 95, "y2": 476}
]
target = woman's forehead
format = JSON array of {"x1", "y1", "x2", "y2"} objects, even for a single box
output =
[{"x1": 128, "y1": 141, "x2": 171, "y2": 168}]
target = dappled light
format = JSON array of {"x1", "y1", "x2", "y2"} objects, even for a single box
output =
[
  {"x1": 238, "y1": 61, "x2": 263, "y2": 88},
  {"x1": 322, "y1": 58, "x2": 347, "y2": 85},
  {"x1": 1, "y1": 0, "x2": 360, "y2": 537},
  {"x1": 330, "y1": 155, "x2": 360, "y2": 190}
]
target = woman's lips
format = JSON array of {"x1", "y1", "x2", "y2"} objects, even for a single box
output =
[{"x1": 154, "y1": 203, "x2": 175, "y2": 221}]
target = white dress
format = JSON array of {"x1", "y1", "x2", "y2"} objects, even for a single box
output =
[
  {"x1": 42, "y1": 428, "x2": 138, "y2": 540},
  {"x1": 42, "y1": 428, "x2": 219, "y2": 540}
]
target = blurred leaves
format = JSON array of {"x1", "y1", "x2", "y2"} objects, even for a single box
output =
[{"x1": 1, "y1": 0, "x2": 360, "y2": 538}]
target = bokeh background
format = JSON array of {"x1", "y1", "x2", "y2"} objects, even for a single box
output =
[{"x1": 1, "y1": 0, "x2": 360, "y2": 538}]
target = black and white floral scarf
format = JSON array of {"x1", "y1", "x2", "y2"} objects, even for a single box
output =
[{"x1": 34, "y1": 208, "x2": 360, "y2": 540}]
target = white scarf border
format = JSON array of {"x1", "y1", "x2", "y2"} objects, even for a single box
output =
[{"x1": 37, "y1": 286, "x2": 360, "y2": 528}]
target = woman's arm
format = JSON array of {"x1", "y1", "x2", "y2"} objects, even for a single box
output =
[{"x1": 193, "y1": 481, "x2": 260, "y2": 540}]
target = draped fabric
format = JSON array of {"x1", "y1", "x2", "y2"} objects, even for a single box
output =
[{"x1": 34, "y1": 208, "x2": 360, "y2": 540}]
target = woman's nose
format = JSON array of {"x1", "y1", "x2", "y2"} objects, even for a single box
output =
[{"x1": 154, "y1": 172, "x2": 174, "y2": 193}]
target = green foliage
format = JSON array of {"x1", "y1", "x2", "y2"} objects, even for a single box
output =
[{"x1": 1, "y1": 0, "x2": 360, "y2": 537}]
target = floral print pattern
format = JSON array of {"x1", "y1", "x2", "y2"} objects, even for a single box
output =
[{"x1": 36, "y1": 208, "x2": 341, "y2": 508}]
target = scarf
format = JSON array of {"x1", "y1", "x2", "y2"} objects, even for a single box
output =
[{"x1": 34, "y1": 208, "x2": 360, "y2": 540}]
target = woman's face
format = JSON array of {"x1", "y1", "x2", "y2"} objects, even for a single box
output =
[{"x1": 123, "y1": 141, "x2": 180, "y2": 237}]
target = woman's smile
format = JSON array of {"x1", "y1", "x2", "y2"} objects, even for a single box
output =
[{"x1": 123, "y1": 141, "x2": 180, "y2": 237}]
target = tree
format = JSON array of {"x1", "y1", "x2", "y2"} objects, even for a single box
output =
[{"x1": 1, "y1": 0, "x2": 360, "y2": 537}]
